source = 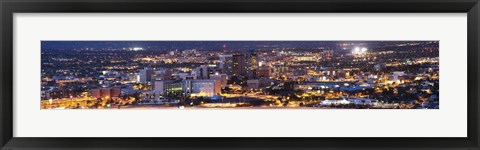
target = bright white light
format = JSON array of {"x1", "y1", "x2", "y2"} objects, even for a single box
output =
[
  {"x1": 354, "y1": 47, "x2": 360, "y2": 52},
  {"x1": 259, "y1": 61, "x2": 265, "y2": 67},
  {"x1": 132, "y1": 47, "x2": 143, "y2": 51},
  {"x1": 353, "y1": 47, "x2": 368, "y2": 54}
]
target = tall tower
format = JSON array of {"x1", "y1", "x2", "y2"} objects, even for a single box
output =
[
  {"x1": 246, "y1": 49, "x2": 258, "y2": 79},
  {"x1": 219, "y1": 54, "x2": 234, "y2": 76},
  {"x1": 232, "y1": 54, "x2": 247, "y2": 77}
]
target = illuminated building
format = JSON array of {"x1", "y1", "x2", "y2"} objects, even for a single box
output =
[
  {"x1": 257, "y1": 66, "x2": 272, "y2": 78},
  {"x1": 139, "y1": 67, "x2": 154, "y2": 83},
  {"x1": 120, "y1": 73, "x2": 139, "y2": 83},
  {"x1": 91, "y1": 87, "x2": 121, "y2": 98},
  {"x1": 153, "y1": 80, "x2": 183, "y2": 97},
  {"x1": 388, "y1": 71, "x2": 406, "y2": 84},
  {"x1": 219, "y1": 54, "x2": 234, "y2": 76},
  {"x1": 246, "y1": 50, "x2": 258, "y2": 79},
  {"x1": 183, "y1": 79, "x2": 221, "y2": 97},
  {"x1": 272, "y1": 63, "x2": 288, "y2": 75},
  {"x1": 41, "y1": 87, "x2": 82, "y2": 99},
  {"x1": 232, "y1": 54, "x2": 247, "y2": 77},
  {"x1": 209, "y1": 73, "x2": 228, "y2": 87}
]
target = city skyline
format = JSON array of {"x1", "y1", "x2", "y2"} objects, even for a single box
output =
[
  {"x1": 42, "y1": 41, "x2": 437, "y2": 52},
  {"x1": 41, "y1": 41, "x2": 439, "y2": 109}
]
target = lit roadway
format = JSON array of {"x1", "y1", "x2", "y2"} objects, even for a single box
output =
[{"x1": 222, "y1": 93, "x2": 278, "y2": 101}]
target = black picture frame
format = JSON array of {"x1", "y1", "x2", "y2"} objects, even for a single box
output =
[{"x1": 1, "y1": 0, "x2": 479, "y2": 149}]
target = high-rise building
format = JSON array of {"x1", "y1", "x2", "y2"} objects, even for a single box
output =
[
  {"x1": 246, "y1": 50, "x2": 258, "y2": 79},
  {"x1": 232, "y1": 54, "x2": 247, "y2": 77},
  {"x1": 219, "y1": 54, "x2": 234, "y2": 76},
  {"x1": 139, "y1": 68, "x2": 154, "y2": 83}
]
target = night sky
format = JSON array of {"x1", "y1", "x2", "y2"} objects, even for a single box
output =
[{"x1": 41, "y1": 41, "x2": 438, "y2": 51}]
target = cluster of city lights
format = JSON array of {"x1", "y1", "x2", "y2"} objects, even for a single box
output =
[
  {"x1": 129, "y1": 47, "x2": 144, "y2": 51},
  {"x1": 41, "y1": 41, "x2": 439, "y2": 110},
  {"x1": 352, "y1": 47, "x2": 368, "y2": 54}
]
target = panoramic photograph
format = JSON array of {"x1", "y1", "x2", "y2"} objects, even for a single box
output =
[{"x1": 41, "y1": 41, "x2": 439, "y2": 109}]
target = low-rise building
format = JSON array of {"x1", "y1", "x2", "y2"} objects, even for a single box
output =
[
  {"x1": 153, "y1": 80, "x2": 183, "y2": 97},
  {"x1": 91, "y1": 87, "x2": 121, "y2": 98},
  {"x1": 183, "y1": 79, "x2": 221, "y2": 97}
]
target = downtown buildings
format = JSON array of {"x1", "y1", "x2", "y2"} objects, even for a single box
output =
[{"x1": 41, "y1": 41, "x2": 440, "y2": 109}]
